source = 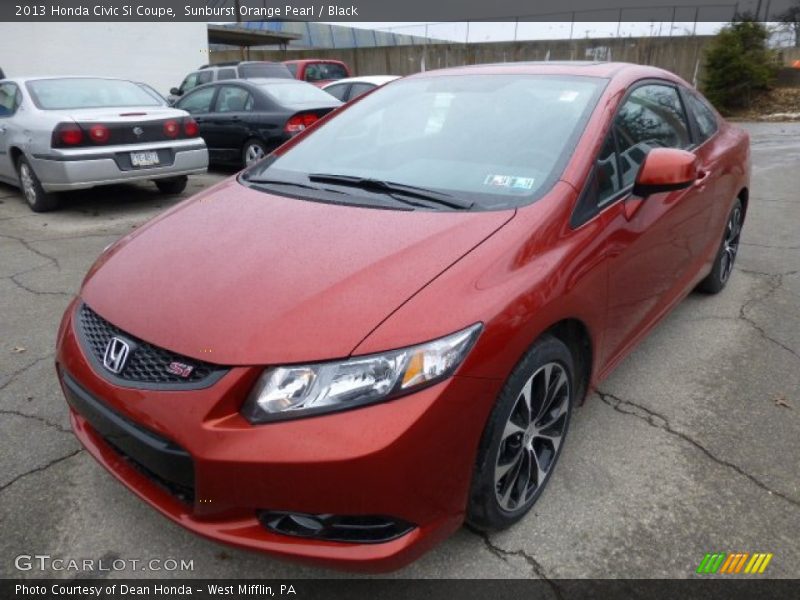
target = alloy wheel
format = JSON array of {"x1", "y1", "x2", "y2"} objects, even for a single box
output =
[
  {"x1": 19, "y1": 163, "x2": 37, "y2": 206},
  {"x1": 245, "y1": 144, "x2": 265, "y2": 165},
  {"x1": 494, "y1": 362, "x2": 570, "y2": 512},
  {"x1": 720, "y1": 205, "x2": 742, "y2": 284}
]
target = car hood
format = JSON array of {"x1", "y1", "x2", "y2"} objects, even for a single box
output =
[{"x1": 81, "y1": 180, "x2": 514, "y2": 365}]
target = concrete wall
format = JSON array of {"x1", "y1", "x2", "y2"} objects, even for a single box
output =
[
  {"x1": 0, "y1": 23, "x2": 208, "y2": 95},
  {"x1": 213, "y1": 36, "x2": 713, "y2": 85}
]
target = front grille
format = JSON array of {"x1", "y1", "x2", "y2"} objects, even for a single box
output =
[{"x1": 77, "y1": 303, "x2": 226, "y2": 388}]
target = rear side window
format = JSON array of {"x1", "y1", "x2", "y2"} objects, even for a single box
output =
[
  {"x1": 323, "y1": 83, "x2": 349, "y2": 101},
  {"x1": 216, "y1": 68, "x2": 237, "y2": 81},
  {"x1": 686, "y1": 92, "x2": 718, "y2": 142},
  {"x1": 177, "y1": 86, "x2": 215, "y2": 114},
  {"x1": 349, "y1": 82, "x2": 375, "y2": 100},
  {"x1": 215, "y1": 86, "x2": 254, "y2": 112},
  {"x1": 615, "y1": 84, "x2": 691, "y2": 189}
]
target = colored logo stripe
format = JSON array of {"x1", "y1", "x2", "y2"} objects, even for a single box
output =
[
  {"x1": 697, "y1": 553, "x2": 726, "y2": 574},
  {"x1": 697, "y1": 552, "x2": 773, "y2": 574}
]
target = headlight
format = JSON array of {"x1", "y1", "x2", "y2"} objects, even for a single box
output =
[{"x1": 241, "y1": 323, "x2": 482, "y2": 423}]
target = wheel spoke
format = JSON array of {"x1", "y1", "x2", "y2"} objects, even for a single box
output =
[
  {"x1": 499, "y1": 452, "x2": 524, "y2": 507},
  {"x1": 502, "y1": 419, "x2": 525, "y2": 441},
  {"x1": 529, "y1": 447, "x2": 547, "y2": 491},
  {"x1": 520, "y1": 378, "x2": 533, "y2": 424},
  {"x1": 495, "y1": 449, "x2": 523, "y2": 485},
  {"x1": 536, "y1": 394, "x2": 569, "y2": 430},
  {"x1": 537, "y1": 368, "x2": 567, "y2": 422}
]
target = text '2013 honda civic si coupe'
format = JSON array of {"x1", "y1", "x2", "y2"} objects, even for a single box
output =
[{"x1": 56, "y1": 62, "x2": 750, "y2": 572}]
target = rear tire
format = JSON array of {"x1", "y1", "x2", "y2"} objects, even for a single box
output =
[
  {"x1": 16, "y1": 156, "x2": 59, "y2": 212},
  {"x1": 242, "y1": 139, "x2": 268, "y2": 167},
  {"x1": 697, "y1": 198, "x2": 743, "y2": 294},
  {"x1": 154, "y1": 176, "x2": 188, "y2": 195},
  {"x1": 467, "y1": 335, "x2": 575, "y2": 531}
]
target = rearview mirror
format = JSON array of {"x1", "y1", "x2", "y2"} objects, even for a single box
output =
[
  {"x1": 170, "y1": 87, "x2": 181, "y2": 96},
  {"x1": 633, "y1": 148, "x2": 698, "y2": 197}
]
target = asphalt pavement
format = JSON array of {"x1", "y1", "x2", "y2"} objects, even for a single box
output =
[{"x1": 1, "y1": 123, "x2": 798, "y2": 580}]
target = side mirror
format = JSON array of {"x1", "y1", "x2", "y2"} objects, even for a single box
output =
[
  {"x1": 633, "y1": 148, "x2": 698, "y2": 198},
  {"x1": 170, "y1": 87, "x2": 181, "y2": 96}
]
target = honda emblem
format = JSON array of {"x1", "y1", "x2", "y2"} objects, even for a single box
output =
[{"x1": 103, "y1": 337, "x2": 130, "y2": 374}]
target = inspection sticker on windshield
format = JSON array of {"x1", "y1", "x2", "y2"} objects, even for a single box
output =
[{"x1": 484, "y1": 175, "x2": 535, "y2": 190}]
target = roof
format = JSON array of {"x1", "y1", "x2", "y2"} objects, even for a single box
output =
[{"x1": 410, "y1": 61, "x2": 676, "y2": 81}]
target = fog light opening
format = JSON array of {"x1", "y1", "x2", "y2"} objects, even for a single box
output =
[{"x1": 257, "y1": 511, "x2": 415, "y2": 544}]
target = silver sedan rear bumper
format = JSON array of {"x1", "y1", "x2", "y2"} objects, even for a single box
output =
[{"x1": 30, "y1": 139, "x2": 209, "y2": 192}]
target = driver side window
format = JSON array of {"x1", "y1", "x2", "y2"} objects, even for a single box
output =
[{"x1": 615, "y1": 84, "x2": 691, "y2": 189}]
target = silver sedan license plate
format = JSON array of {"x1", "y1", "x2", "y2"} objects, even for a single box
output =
[{"x1": 130, "y1": 151, "x2": 160, "y2": 167}]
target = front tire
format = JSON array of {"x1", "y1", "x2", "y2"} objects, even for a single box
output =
[
  {"x1": 154, "y1": 176, "x2": 188, "y2": 195},
  {"x1": 467, "y1": 335, "x2": 574, "y2": 531},
  {"x1": 17, "y1": 156, "x2": 59, "y2": 212},
  {"x1": 697, "y1": 199, "x2": 743, "y2": 294}
]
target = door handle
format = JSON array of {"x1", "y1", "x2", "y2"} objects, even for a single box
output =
[
  {"x1": 0, "y1": 126, "x2": 6, "y2": 134},
  {"x1": 694, "y1": 169, "x2": 710, "y2": 186}
]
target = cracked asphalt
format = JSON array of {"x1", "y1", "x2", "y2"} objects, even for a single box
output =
[{"x1": 1, "y1": 122, "x2": 798, "y2": 581}]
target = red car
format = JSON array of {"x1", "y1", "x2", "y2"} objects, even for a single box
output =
[
  {"x1": 56, "y1": 62, "x2": 749, "y2": 572},
  {"x1": 283, "y1": 59, "x2": 351, "y2": 87}
]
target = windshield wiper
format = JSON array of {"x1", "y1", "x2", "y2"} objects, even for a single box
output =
[
  {"x1": 243, "y1": 177, "x2": 321, "y2": 191},
  {"x1": 308, "y1": 173, "x2": 474, "y2": 210}
]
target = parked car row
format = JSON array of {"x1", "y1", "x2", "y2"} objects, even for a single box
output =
[
  {"x1": 169, "y1": 59, "x2": 352, "y2": 102},
  {"x1": 0, "y1": 57, "x2": 400, "y2": 212}
]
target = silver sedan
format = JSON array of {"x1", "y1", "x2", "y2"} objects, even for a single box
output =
[{"x1": 0, "y1": 76, "x2": 209, "y2": 212}]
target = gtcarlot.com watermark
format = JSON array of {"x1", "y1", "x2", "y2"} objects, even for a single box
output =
[{"x1": 14, "y1": 554, "x2": 194, "y2": 573}]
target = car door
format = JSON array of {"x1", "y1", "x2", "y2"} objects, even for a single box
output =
[
  {"x1": 208, "y1": 84, "x2": 257, "y2": 163},
  {"x1": 576, "y1": 82, "x2": 715, "y2": 369},
  {"x1": 175, "y1": 86, "x2": 218, "y2": 155},
  {"x1": 0, "y1": 82, "x2": 22, "y2": 181}
]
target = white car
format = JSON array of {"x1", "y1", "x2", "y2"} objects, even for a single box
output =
[
  {"x1": 0, "y1": 76, "x2": 209, "y2": 212},
  {"x1": 321, "y1": 76, "x2": 400, "y2": 103}
]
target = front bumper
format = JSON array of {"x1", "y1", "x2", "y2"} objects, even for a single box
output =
[
  {"x1": 55, "y1": 299, "x2": 502, "y2": 572},
  {"x1": 31, "y1": 140, "x2": 208, "y2": 192}
]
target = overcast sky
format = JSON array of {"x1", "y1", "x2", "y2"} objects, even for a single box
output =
[{"x1": 325, "y1": 21, "x2": 727, "y2": 42}]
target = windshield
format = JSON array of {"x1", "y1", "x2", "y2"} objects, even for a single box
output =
[
  {"x1": 257, "y1": 81, "x2": 340, "y2": 107},
  {"x1": 247, "y1": 74, "x2": 604, "y2": 211},
  {"x1": 26, "y1": 78, "x2": 163, "y2": 110}
]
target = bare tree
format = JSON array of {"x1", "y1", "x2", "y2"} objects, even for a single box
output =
[{"x1": 778, "y1": 1, "x2": 800, "y2": 47}]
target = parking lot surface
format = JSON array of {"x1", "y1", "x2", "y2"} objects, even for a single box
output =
[{"x1": 1, "y1": 123, "x2": 798, "y2": 580}]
